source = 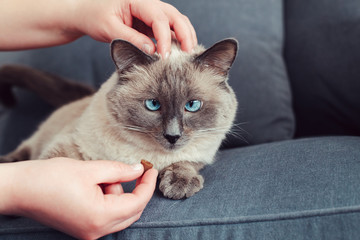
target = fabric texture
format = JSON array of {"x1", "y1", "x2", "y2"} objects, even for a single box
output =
[
  {"x1": 167, "y1": 0, "x2": 295, "y2": 148},
  {"x1": 1, "y1": 137, "x2": 360, "y2": 239},
  {"x1": 285, "y1": 0, "x2": 360, "y2": 137}
]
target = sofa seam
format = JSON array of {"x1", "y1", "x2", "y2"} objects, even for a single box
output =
[{"x1": 130, "y1": 205, "x2": 360, "y2": 229}]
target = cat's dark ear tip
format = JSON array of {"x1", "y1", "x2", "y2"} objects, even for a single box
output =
[
  {"x1": 220, "y1": 38, "x2": 239, "y2": 51},
  {"x1": 110, "y1": 38, "x2": 121, "y2": 45},
  {"x1": 110, "y1": 38, "x2": 130, "y2": 45},
  {"x1": 110, "y1": 39, "x2": 128, "y2": 60},
  {"x1": 110, "y1": 39, "x2": 134, "y2": 52},
  {"x1": 222, "y1": 38, "x2": 238, "y2": 45}
]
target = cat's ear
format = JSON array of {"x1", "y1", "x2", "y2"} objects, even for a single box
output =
[
  {"x1": 194, "y1": 38, "x2": 238, "y2": 76},
  {"x1": 111, "y1": 39, "x2": 158, "y2": 73}
]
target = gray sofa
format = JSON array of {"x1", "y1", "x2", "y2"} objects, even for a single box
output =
[{"x1": 1, "y1": 0, "x2": 360, "y2": 239}]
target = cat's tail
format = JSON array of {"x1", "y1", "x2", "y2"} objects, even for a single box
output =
[{"x1": 0, "y1": 64, "x2": 95, "y2": 108}]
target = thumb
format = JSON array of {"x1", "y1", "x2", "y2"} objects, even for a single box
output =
[{"x1": 87, "y1": 160, "x2": 144, "y2": 184}]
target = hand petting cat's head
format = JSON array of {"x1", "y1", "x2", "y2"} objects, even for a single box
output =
[{"x1": 106, "y1": 39, "x2": 238, "y2": 153}]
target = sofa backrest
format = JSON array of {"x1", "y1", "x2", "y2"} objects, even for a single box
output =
[{"x1": 285, "y1": 0, "x2": 360, "y2": 137}]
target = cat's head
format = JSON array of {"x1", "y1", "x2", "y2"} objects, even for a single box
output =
[{"x1": 106, "y1": 39, "x2": 238, "y2": 152}]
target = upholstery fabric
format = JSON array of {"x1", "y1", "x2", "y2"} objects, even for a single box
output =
[
  {"x1": 1, "y1": 137, "x2": 360, "y2": 239},
  {"x1": 285, "y1": 0, "x2": 360, "y2": 137}
]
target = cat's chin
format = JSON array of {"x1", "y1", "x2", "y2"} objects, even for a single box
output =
[{"x1": 160, "y1": 142, "x2": 185, "y2": 152}]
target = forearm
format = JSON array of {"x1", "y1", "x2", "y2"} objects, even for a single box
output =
[
  {"x1": 0, "y1": 163, "x2": 18, "y2": 215},
  {"x1": 0, "y1": 0, "x2": 80, "y2": 50}
]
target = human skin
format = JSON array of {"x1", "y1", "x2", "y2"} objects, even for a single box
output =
[
  {"x1": 0, "y1": 158, "x2": 158, "y2": 240},
  {"x1": 0, "y1": 0, "x2": 197, "y2": 58}
]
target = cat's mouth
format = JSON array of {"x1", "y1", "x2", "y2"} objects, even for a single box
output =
[
  {"x1": 162, "y1": 141, "x2": 184, "y2": 151},
  {"x1": 167, "y1": 143, "x2": 181, "y2": 151}
]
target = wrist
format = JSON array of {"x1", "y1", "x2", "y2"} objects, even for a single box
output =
[
  {"x1": 68, "y1": 0, "x2": 106, "y2": 42},
  {"x1": 39, "y1": 0, "x2": 83, "y2": 42}
]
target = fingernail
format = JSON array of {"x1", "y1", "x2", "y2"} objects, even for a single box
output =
[
  {"x1": 142, "y1": 44, "x2": 151, "y2": 55},
  {"x1": 164, "y1": 51, "x2": 170, "y2": 60},
  {"x1": 131, "y1": 163, "x2": 143, "y2": 171}
]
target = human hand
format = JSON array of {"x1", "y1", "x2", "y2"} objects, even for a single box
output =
[
  {"x1": 73, "y1": 0, "x2": 197, "y2": 58},
  {"x1": 0, "y1": 158, "x2": 158, "y2": 239},
  {"x1": 0, "y1": 0, "x2": 197, "y2": 58}
]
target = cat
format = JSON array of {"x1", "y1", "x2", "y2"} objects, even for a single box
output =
[{"x1": 0, "y1": 38, "x2": 238, "y2": 199}]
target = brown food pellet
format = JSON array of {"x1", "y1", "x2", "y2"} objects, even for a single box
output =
[{"x1": 141, "y1": 159, "x2": 153, "y2": 172}]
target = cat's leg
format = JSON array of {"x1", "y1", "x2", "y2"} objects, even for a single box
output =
[
  {"x1": 1, "y1": 138, "x2": 85, "y2": 162},
  {"x1": 0, "y1": 145, "x2": 31, "y2": 163},
  {"x1": 39, "y1": 140, "x2": 85, "y2": 160},
  {"x1": 159, "y1": 161, "x2": 205, "y2": 200}
]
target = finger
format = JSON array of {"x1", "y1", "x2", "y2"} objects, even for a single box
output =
[
  {"x1": 104, "y1": 183, "x2": 124, "y2": 195},
  {"x1": 132, "y1": 168, "x2": 158, "y2": 199},
  {"x1": 108, "y1": 211, "x2": 143, "y2": 235},
  {"x1": 160, "y1": 3, "x2": 196, "y2": 52},
  {"x1": 106, "y1": 18, "x2": 156, "y2": 54},
  {"x1": 130, "y1": 0, "x2": 172, "y2": 58},
  {"x1": 170, "y1": 30, "x2": 177, "y2": 40},
  {"x1": 183, "y1": 15, "x2": 198, "y2": 49},
  {"x1": 117, "y1": 211, "x2": 142, "y2": 229},
  {"x1": 152, "y1": 19, "x2": 172, "y2": 59},
  {"x1": 105, "y1": 169, "x2": 158, "y2": 218},
  {"x1": 132, "y1": 18, "x2": 155, "y2": 39},
  {"x1": 92, "y1": 210, "x2": 142, "y2": 239},
  {"x1": 87, "y1": 160, "x2": 144, "y2": 184}
]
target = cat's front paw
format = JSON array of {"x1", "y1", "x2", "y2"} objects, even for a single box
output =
[{"x1": 159, "y1": 163, "x2": 204, "y2": 200}]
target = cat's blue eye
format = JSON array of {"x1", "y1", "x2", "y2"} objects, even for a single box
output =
[
  {"x1": 145, "y1": 99, "x2": 161, "y2": 111},
  {"x1": 185, "y1": 100, "x2": 202, "y2": 112}
]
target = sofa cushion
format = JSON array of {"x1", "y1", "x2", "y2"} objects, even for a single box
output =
[
  {"x1": 167, "y1": 0, "x2": 295, "y2": 148},
  {"x1": 1, "y1": 136, "x2": 360, "y2": 239},
  {"x1": 285, "y1": 0, "x2": 360, "y2": 137}
]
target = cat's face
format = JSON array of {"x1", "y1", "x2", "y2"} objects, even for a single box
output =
[{"x1": 107, "y1": 39, "x2": 238, "y2": 152}]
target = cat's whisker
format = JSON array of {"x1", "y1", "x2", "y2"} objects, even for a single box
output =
[
  {"x1": 121, "y1": 125, "x2": 156, "y2": 134},
  {"x1": 197, "y1": 127, "x2": 230, "y2": 133},
  {"x1": 192, "y1": 128, "x2": 230, "y2": 139},
  {"x1": 226, "y1": 132, "x2": 249, "y2": 144},
  {"x1": 193, "y1": 123, "x2": 250, "y2": 144},
  {"x1": 225, "y1": 123, "x2": 250, "y2": 144},
  {"x1": 231, "y1": 122, "x2": 250, "y2": 136}
]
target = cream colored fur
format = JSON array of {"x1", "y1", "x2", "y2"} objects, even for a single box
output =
[{"x1": 16, "y1": 43, "x2": 236, "y2": 171}]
